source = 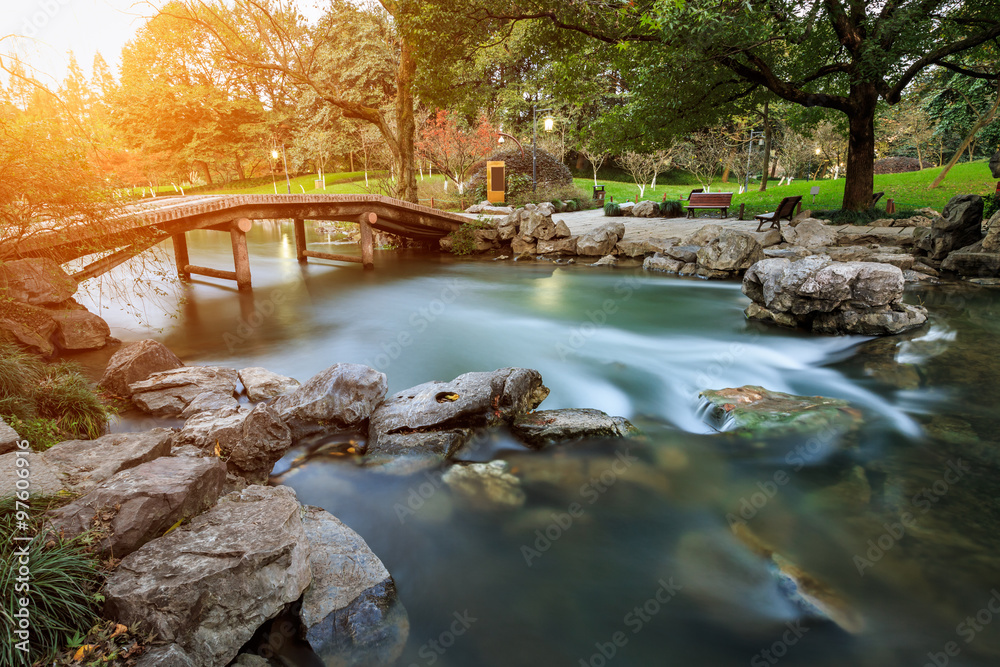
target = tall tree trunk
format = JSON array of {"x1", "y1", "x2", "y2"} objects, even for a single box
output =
[
  {"x1": 842, "y1": 85, "x2": 877, "y2": 211},
  {"x1": 394, "y1": 37, "x2": 419, "y2": 203},
  {"x1": 721, "y1": 166, "x2": 730, "y2": 183},
  {"x1": 759, "y1": 101, "x2": 771, "y2": 192},
  {"x1": 235, "y1": 157, "x2": 246, "y2": 181},
  {"x1": 198, "y1": 160, "x2": 213, "y2": 186},
  {"x1": 575, "y1": 152, "x2": 586, "y2": 170},
  {"x1": 770, "y1": 156, "x2": 779, "y2": 178}
]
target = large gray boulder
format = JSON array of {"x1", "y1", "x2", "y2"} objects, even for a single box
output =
[
  {"x1": 104, "y1": 486, "x2": 313, "y2": 667},
  {"x1": 42, "y1": 429, "x2": 175, "y2": 493},
  {"x1": 632, "y1": 200, "x2": 659, "y2": 218},
  {"x1": 271, "y1": 363, "x2": 387, "y2": 438},
  {"x1": 0, "y1": 257, "x2": 77, "y2": 306},
  {"x1": 442, "y1": 460, "x2": 526, "y2": 510},
  {"x1": 917, "y1": 194, "x2": 983, "y2": 260},
  {"x1": 781, "y1": 218, "x2": 837, "y2": 248},
  {"x1": 367, "y1": 368, "x2": 548, "y2": 455},
  {"x1": 173, "y1": 403, "x2": 292, "y2": 484},
  {"x1": 991, "y1": 150, "x2": 1000, "y2": 178},
  {"x1": 696, "y1": 230, "x2": 764, "y2": 273},
  {"x1": 644, "y1": 254, "x2": 684, "y2": 274},
  {"x1": 982, "y1": 210, "x2": 1000, "y2": 251},
  {"x1": 237, "y1": 367, "x2": 300, "y2": 402},
  {"x1": 511, "y1": 408, "x2": 638, "y2": 449},
  {"x1": 577, "y1": 223, "x2": 625, "y2": 256},
  {"x1": 129, "y1": 366, "x2": 239, "y2": 418},
  {"x1": 47, "y1": 456, "x2": 227, "y2": 557},
  {"x1": 50, "y1": 310, "x2": 111, "y2": 351},
  {"x1": 99, "y1": 340, "x2": 184, "y2": 397},
  {"x1": 299, "y1": 507, "x2": 408, "y2": 664},
  {"x1": 742, "y1": 256, "x2": 927, "y2": 335},
  {"x1": 536, "y1": 237, "x2": 578, "y2": 255},
  {"x1": 0, "y1": 417, "x2": 20, "y2": 455}
]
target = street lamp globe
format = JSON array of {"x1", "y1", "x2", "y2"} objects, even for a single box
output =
[
  {"x1": 544, "y1": 116, "x2": 555, "y2": 132},
  {"x1": 271, "y1": 149, "x2": 280, "y2": 160}
]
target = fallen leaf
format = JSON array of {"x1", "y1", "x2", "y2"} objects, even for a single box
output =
[{"x1": 74, "y1": 644, "x2": 96, "y2": 661}]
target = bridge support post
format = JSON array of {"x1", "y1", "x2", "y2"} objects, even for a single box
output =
[
  {"x1": 359, "y1": 212, "x2": 376, "y2": 271},
  {"x1": 172, "y1": 233, "x2": 190, "y2": 279},
  {"x1": 293, "y1": 218, "x2": 307, "y2": 263},
  {"x1": 230, "y1": 218, "x2": 253, "y2": 290}
]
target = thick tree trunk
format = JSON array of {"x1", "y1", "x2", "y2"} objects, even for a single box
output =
[
  {"x1": 198, "y1": 160, "x2": 213, "y2": 186},
  {"x1": 576, "y1": 152, "x2": 586, "y2": 170},
  {"x1": 394, "y1": 37, "x2": 419, "y2": 203},
  {"x1": 235, "y1": 157, "x2": 246, "y2": 181},
  {"x1": 759, "y1": 101, "x2": 771, "y2": 192},
  {"x1": 721, "y1": 166, "x2": 730, "y2": 183},
  {"x1": 842, "y1": 86, "x2": 877, "y2": 211}
]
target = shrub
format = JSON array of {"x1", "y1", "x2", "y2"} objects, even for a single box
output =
[
  {"x1": 34, "y1": 368, "x2": 113, "y2": 440},
  {"x1": 660, "y1": 200, "x2": 683, "y2": 217},
  {"x1": 874, "y1": 157, "x2": 929, "y2": 175},
  {"x1": 4, "y1": 415, "x2": 62, "y2": 450},
  {"x1": 984, "y1": 192, "x2": 1000, "y2": 222},
  {"x1": 448, "y1": 218, "x2": 491, "y2": 256},
  {"x1": 0, "y1": 343, "x2": 43, "y2": 400},
  {"x1": 604, "y1": 202, "x2": 622, "y2": 216},
  {"x1": 0, "y1": 495, "x2": 102, "y2": 665}
]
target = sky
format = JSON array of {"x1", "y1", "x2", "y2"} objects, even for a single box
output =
[
  {"x1": 2, "y1": 0, "x2": 164, "y2": 85},
  {"x1": 1, "y1": 0, "x2": 327, "y2": 86}
]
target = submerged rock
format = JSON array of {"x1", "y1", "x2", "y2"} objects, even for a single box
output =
[
  {"x1": 367, "y1": 368, "x2": 548, "y2": 453},
  {"x1": 299, "y1": 507, "x2": 409, "y2": 664},
  {"x1": 47, "y1": 456, "x2": 226, "y2": 557},
  {"x1": 511, "y1": 408, "x2": 637, "y2": 449},
  {"x1": 644, "y1": 253, "x2": 684, "y2": 274},
  {"x1": 442, "y1": 460, "x2": 526, "y2": 510},
  {"x1": 271, "y1": 363, "x2": 387, "y2": 438},
  {"x1": 129, "y1": 366, "x2": 239, "y2": 418},
  {"x1": 99, "y1": 339, "x2": 184, "y2": 397},
  {"x1": 104, "y1": 486, "x2": 313, "y2": 667},
  {"x1": 699, "y1": 386, "x2": 862, "y2": 440}
]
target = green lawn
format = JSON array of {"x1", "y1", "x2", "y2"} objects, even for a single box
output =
[{"x1": 133, "y1": 161, "x2": 996, "y2": 214}]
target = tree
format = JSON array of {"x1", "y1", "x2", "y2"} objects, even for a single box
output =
[
  {"x1": 929, "y1": 77, "x2": 1000, "y2": 188},
  {"x1": 676, "y1": 131, "x2": 733, "y2": 190},
  {"x1": 432, "y1": 0, "x2": 1000, "y2": 210},
  {"x1": 415, "y1": 111, "x2": 496, "y2": 193},
  {"x1": 168, "y1": 0, "x2": 422, "y2": 202},
  {"x1": 618, "y1": 151, "x2": 659, "y2": 198},
  {"x1": 579, "y1": 143, "x2": 608, "y2": 187}
]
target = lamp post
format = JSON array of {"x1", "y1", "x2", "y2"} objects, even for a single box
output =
[
  {"x1": 497, "y1": 132, "x2": 525, "y2": 158},
  {"x1": 533, "y1": 105, "x2": 553, "y2": 193},
  {"x1": 743, "y1": 130, "x2": 765, "y2": 194}
]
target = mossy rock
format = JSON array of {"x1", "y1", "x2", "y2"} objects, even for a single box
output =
[{"x1": 699, "y1": 386, "x2": 863, "y2": 439}]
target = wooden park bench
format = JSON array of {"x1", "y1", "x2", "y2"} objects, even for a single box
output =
[
  {"x1": 685, "y1": 192, "x2": 733, "y2": 218},
  {"x1": 754, "y1": 195, "x2": 803, "y2": 232}
]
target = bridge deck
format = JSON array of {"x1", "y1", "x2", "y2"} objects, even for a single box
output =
[{"x1": 10, "y1": 194, "x2": 472, "y2": 264}]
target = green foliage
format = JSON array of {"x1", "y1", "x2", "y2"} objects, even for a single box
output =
[
  {"x1": 449, "y1": 219, "x2": 491, "y2": 255},
  {"x1": 0, "y1": 347, "x2": 113, "y2": 448},
  {"x1": 660, "y1": 200, "x2": 683, "y2": 217},
  {"x1": 34, "y1": 367, "x2": 114, "y2": 441},
  {"x1": 0, "y1": 495, "x2": 102, "y2": 665},
  {"x1": 984, "y1": 193, "x2": 1000, "y2": 221},
  {"x1": 604, "y1": 202, "x2": 621, "y2": 216}
]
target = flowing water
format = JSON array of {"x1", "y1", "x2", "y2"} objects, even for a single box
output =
[{"x1": 74, "y1": 220, "x2": 1000, "y2": 666}]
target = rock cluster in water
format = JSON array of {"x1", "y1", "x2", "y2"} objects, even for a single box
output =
[
  {"x1": 0, "y1": 339, "x2": 639, "y2": 666},
  {"x1": 742, "y1": 255, "x2": 928, "y2": 335}
]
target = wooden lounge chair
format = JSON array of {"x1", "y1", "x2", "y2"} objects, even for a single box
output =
[
  {"x1": 754, "y1": 195, "x2": 802, "y2": 232},
  {"x1": 871, "y1": 191, "x2": 885, "y2": 208},
  {"x1": 679, "y1": 188, "x2": 704, "y2": 201}
]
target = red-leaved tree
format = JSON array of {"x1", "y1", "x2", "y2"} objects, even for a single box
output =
[{"x1": 416, "y1": 111, "x2": 496, "y2": 194}]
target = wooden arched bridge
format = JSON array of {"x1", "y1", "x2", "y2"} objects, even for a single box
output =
[{"x1": 9, "y1": 194, "x2": 470, "y2": 290}]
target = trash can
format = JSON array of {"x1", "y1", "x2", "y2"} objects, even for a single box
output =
[{"x1": 593, "y1": 185, "x2": 606, "y2": 204}]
